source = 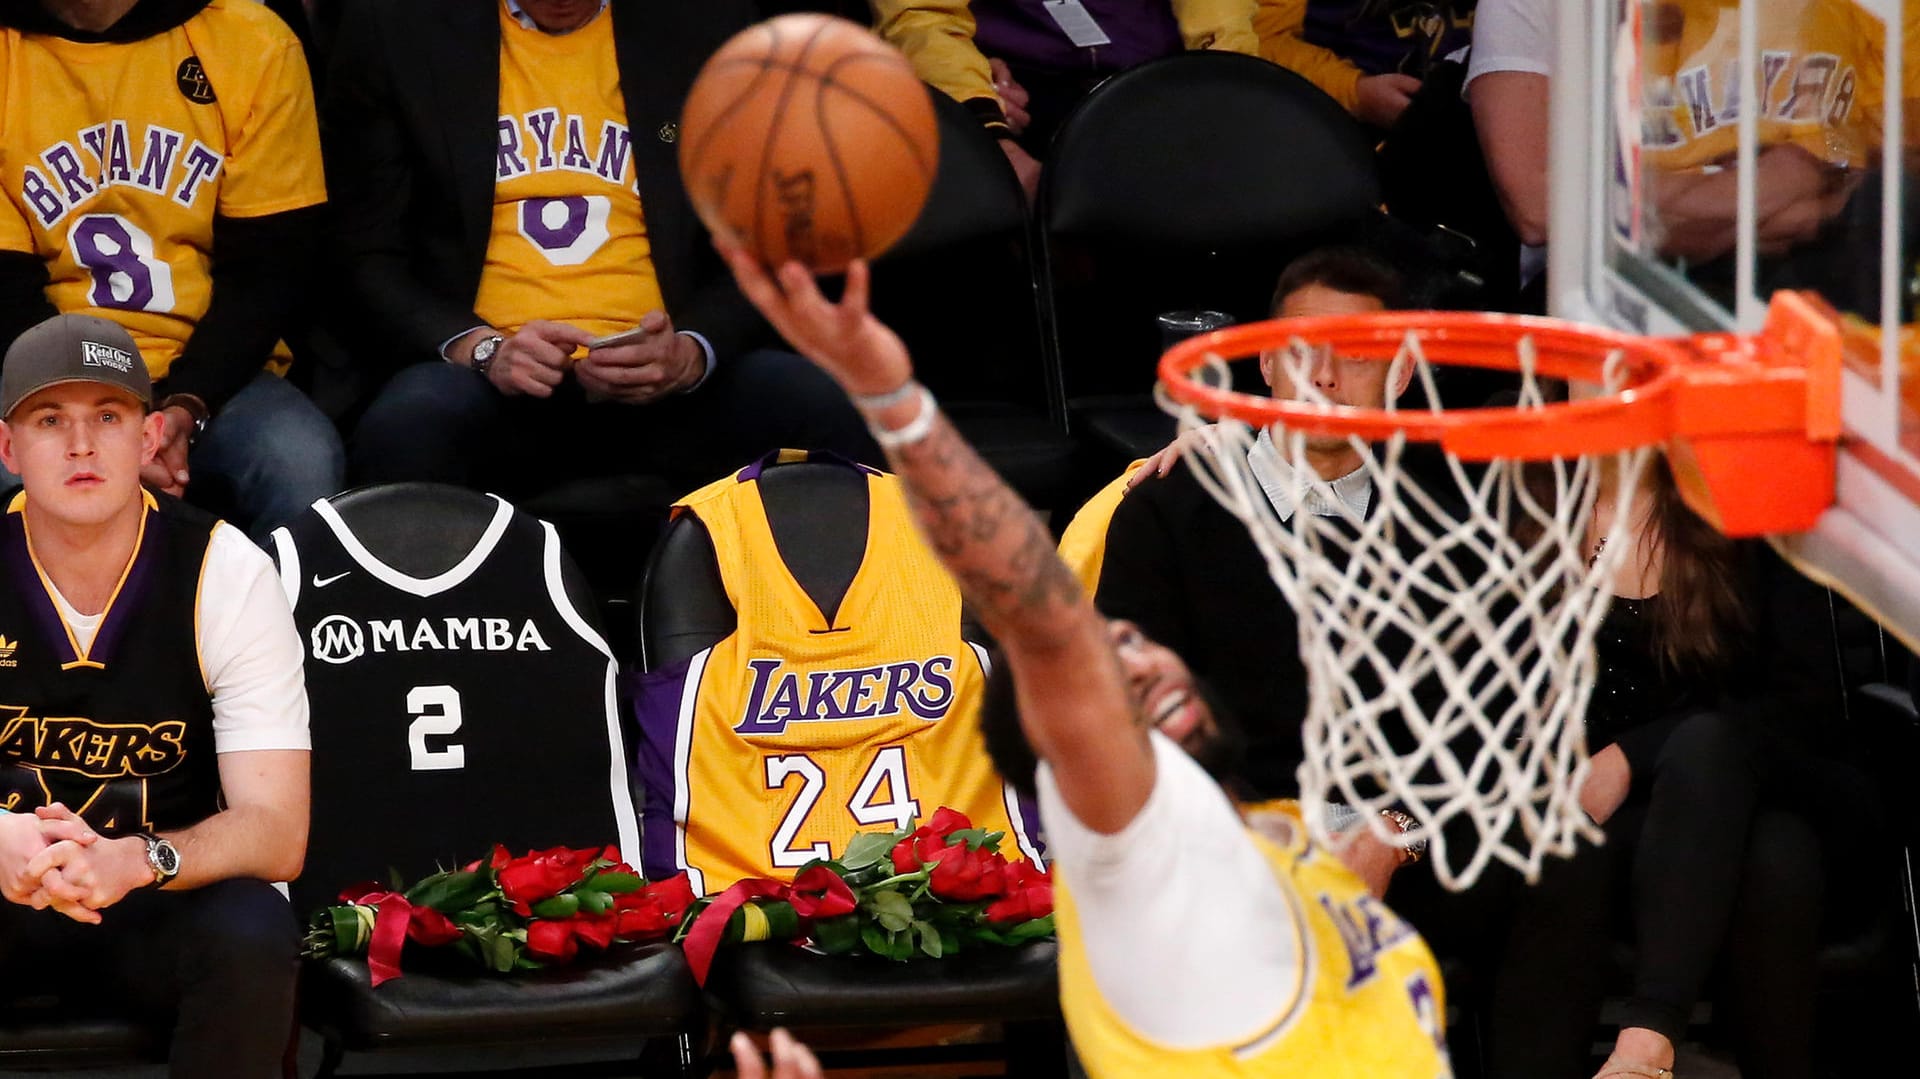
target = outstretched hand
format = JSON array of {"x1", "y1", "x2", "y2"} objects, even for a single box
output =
[{"x1": 713, "y1": 239, "x2": 912, "y2": 397}]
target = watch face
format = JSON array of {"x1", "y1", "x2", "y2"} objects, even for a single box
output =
[{"x1": 151, "y1": 839, "x2": 180, "y2": 876}]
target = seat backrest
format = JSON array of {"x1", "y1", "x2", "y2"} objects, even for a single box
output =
[
  {"x1": 868, "y1": 87, "x2": 1060, "y2": 420},
  {"x1": 1039, "y1": 52, "x2": 1381, "y2": 402},
  {"x1": 631, "y1": 455, "x2": 1037, "y2": 893},
  {"x1": 272, "y1": 483, "x2": 638, "y2": 914}
]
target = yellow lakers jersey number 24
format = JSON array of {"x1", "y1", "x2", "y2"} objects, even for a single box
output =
[{"x1": 632, "y1": 454, "x2": 1040, "y2": 894}]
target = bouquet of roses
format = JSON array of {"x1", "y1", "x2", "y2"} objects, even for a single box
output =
[
  {"x1": 678, "y1": 807, "x2": 1053, "y2": 984},
  {"x1": 304, "y1": 844, "x2": 695, "y2": 986}
]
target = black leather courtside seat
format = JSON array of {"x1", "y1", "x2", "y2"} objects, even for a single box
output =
[{"x1": 273, "y1": 483, "x2": 700, "y2": 1077}]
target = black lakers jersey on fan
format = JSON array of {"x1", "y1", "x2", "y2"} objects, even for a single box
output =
[
  {"x1": 0, "y1": 489, "x2": 220, "y2": 836},
  {"x1": 273, "y1": 494, "x2": 638, "y2": 909}
]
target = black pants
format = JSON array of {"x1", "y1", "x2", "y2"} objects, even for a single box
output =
[
  {"x1": 0, "y1": 878, "x2": 299, "y2": 1079},
  {"x1": 348, "y1": 348, "x2": 882, "y2": 496},
  {"x1": 1402, "y1": 711, "x2": 1863, "y2": 1079}
]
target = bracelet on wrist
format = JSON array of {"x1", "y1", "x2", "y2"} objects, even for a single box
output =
[
  {"x1": 869, "y1": 385, "x2": 939, "y2": 449},
  {"x1": 850, "y1": 381, "x2": 920, "y2": 411}
]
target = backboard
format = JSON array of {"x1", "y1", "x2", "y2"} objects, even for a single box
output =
[{"x1": 1552, "y1": 0, "x2": 1920, "y2": 650}]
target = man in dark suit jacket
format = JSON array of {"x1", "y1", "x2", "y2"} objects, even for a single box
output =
[{"x1": 324, "y1": 0, "x2": 877, "y2": 496}]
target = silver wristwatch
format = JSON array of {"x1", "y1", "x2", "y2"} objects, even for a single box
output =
[
  {"x1": 469, "y1": 335, "x2": 505, "y2": 377},
  {"x1": 139, "y1": 833, "x2": 180, "y2": 888}
]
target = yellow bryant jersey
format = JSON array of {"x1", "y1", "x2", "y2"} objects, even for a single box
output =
[
  {"x1": 1639, "y1": 0, "x2": 1890, "y2": 172},
  {"x1": 0, "y1": 0, "x2": 321, "y2": 377},
  {"x1": 633, "y1": 454, "x2": 1041, "y2": 894},
  {"x1": 1057, "y1": 460, "x2": 1145, "y2": 596},
  {"x1": 1058, "y1": 801, "x2": 1451, "y2": 1079},
  {"x1": 476, "y1": 0, "x2": 661, "y2": 341}
]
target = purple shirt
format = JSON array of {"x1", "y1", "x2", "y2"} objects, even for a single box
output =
[{"x1": 973, "y1": 0, "x2": 1184, "y2": 76}]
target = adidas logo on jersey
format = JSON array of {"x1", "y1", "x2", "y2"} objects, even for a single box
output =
[
  {"x1": 0, "y1": 636, "x2": 15, "y2": 669},
  {"x1": 308, "y1": 615, "x2": 552, "y2": 665},
  {"x1": 734, "y1": 656, "x2": 957, "y2": 735}
]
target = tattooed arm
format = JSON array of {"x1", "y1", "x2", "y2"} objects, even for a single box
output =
[{"x1": 717, "y1": 245, "x2": 1153, "y2": 832}]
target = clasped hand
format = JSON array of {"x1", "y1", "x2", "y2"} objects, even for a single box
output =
[{"x1": 0, "y1": 804, "x2": 148, "y2": 924}]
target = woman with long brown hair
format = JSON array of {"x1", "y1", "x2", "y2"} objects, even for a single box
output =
[{"x1": 1550, "y1": 452, "x2": 1857, "y2": 1079}]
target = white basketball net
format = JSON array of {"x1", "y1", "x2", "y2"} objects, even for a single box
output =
[{"x1": 1159, "y1": 332, "x2": 1653, "y2": 891}]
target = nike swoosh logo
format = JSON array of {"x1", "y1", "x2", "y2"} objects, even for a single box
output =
[{"x1": 312, "y1": 571, "x2": 351, "y2": 588}]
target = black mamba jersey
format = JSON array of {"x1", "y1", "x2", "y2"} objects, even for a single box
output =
[
  {"x1": 272, "y1": 494, "x2": 638, "y2": 911},
  {"x1": 0, "y1": 489, "x2": 219, "y2": 836}
]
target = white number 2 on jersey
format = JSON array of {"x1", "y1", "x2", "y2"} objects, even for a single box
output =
[
  {"x1": 407, "y1": 685, "x2": 466, "y2": 771},
  {"x1": 764, "y1": 746, "x2": 921, "y2": 868}
]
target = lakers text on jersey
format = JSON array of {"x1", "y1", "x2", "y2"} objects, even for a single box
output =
[
  {"x1": 632, "y1": 455, "x2": 1040, "y2": 895},
  {"x1": 1058, "y1": 801, "x2": 1452, "y2": 1079},
  {"x1": 0, "y1": 490, "x2": 219, "y2": 836}
]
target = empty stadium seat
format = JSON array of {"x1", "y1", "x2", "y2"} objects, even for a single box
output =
[
  {"x1": 1037, "y1": 52, "x2": 1380, "y2": 462},
  {"x1": 870, "y1": 88, "x2": 1074, "y2": 510},
  {"x1": 272, "y1": 484, "x2": 700, "y2": 1077}
]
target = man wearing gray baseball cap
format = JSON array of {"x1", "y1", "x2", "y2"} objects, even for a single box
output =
[{"x1": 0, "y1": 313, "x2": 311, "y2": 1079}]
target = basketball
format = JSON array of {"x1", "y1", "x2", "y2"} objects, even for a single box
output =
[{"x1": 678, "y1": 14, "x2": 939, "y2": 274}]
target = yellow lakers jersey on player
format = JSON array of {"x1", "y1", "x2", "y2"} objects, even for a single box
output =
[
  {"x1": 0, "y1": 0, "x2": 323, "y2": 377},
  {"x1": 1058, "y1": 801, "x2": 1450, "y2": 1079},
  {"x1": 477, "y1": 0, "x2": 662, "y2": 340},
  {"x1": 633, "y1": 455, "x2": 1040, "y2": 894},
  {"x1": 1639, "y1": 0, "x2": 1891, "y2": 172}
]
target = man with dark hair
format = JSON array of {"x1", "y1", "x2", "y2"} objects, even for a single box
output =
[
  {"x1": 0, "y1": 312, "x2": 310, "y2": 1079},
  {"x1": 714, "y1": 242, "x2": 1449, "y2": 1077},
  {"x1": 1091, "y1": 245, "x2": 1413, "y2": 800}
]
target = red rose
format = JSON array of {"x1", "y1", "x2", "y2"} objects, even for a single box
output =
[
  {"x1": 571, "y1": 913, "x2": 616, "y2": 950},
  {"x1": 526, "y1": 919, "x2": 578, "y2": 963},
  {"x1": 984, "y1": 860, "x2": 1052, "y2": 924},
  {"x1": 929, "y1": 846, "x2": 1008, "y2": 902},
  {"x1": 926, "y1": 807, "x2": 972, "y2": 838},
  {"x1": 407, "y1": 905, "x2": 464, "y2": 946},
  {"x1": 498, "y1": 849, "x2": 584, "y2": 907},
  {"x1": 646, "y1": 873, "x2": 695, "y2": 921},
  {"x1": 789, "y1": 865, "x2": 857, "y2": 919},
  {"x1": 489, "y1": 844, "x2": 512, "y2": 870},
  {"x1": 889, "y1": 828, "x2": 950, "y2": 874}
]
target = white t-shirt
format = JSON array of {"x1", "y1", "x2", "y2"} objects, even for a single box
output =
[
  {"x1": 1464, "y1": 0, "x2": 1554, "y2": 86},
  {"x1": 49, "y1": 522, "x2": 310, "y2": 754},
  {"x1": 1035, "y1": 733, "x2": 1305, "y2": 1048}
]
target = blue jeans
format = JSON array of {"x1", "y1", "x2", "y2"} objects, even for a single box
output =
[
  {"x1": 0, "y1": 373, "x2": 342, "y2": 544},
  {"x1": 187, "y1": 372, "x2": 346, "y2": 544}
]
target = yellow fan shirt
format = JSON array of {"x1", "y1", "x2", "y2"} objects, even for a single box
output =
[
  {"x1": 477, "y1": 0, "x2": 661, "y2": 339},
  {"x1": 0, "y1": 0, "x2": 322, "y2": 378},
  {"x1": 1639, "y1": 0, "x2": 1893, "y2": 173}
]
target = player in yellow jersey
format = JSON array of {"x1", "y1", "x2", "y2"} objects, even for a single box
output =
[
  {"x1": 0, "y1": 0, "x2": 344, "y2": 541},
  {"x1": 716, "y1": 238, "x2": 1451, "y2": 1078},
  {"x1": 329, "y1": 0, "x2": 877, "y2": 504}
]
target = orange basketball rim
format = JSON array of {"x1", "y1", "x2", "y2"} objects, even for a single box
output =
[{"x1": 1157, "y1": 291, "x2": 1843, "y2": 538}]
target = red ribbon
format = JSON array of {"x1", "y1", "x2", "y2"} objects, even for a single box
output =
[
  {"x1": 681, "y1": 878, "x2": 788, "y2": 986},
  {"x1": 680, "y1": 868, "x2": 863, "y2": 985},
  {"x1": 359, "y1": 891, "x2": 414, "y2": 988}
]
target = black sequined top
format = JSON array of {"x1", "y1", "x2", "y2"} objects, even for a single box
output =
[{"x1": 1586, "y1": 595, "x2": 1697, "y2": 751}]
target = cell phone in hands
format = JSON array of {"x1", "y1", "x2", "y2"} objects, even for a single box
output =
[{"x1": 587, "y1": 325, "x2": 651, "y2": 349}]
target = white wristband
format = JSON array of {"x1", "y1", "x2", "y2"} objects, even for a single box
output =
[
  {"x1": 870, "y1": 385, "x2": 939, "y2": 449},
  {"x1": 850, "y1": 381, "x2": 920, "y2": 410}
]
